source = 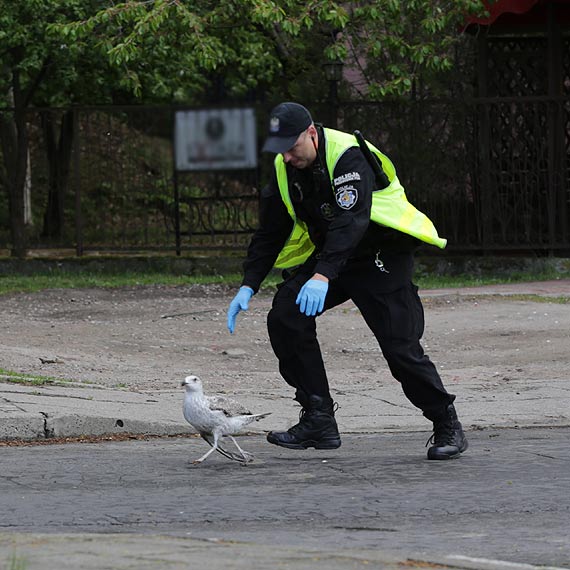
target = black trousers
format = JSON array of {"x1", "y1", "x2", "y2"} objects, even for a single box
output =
[{"x1": 267, "y1": 252, "x2": 455, "y2": 418}]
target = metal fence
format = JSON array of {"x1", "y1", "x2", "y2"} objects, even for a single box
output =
[
  {"x1": 340, "y1": 96, "x2": 569, "y2": 253},
  {"x1": 0, "y1": 98, "x2": 569, "y2": 256}
]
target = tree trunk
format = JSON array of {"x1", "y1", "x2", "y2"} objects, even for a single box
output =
[
  {"x1": 41, "y1": 110, "x2": 75, "y2": 241},
  {"x1": 24, "y1": 149, "x2": 33, "y2": 227},
  {"x1": 0, "y1": 108, "x2": 29, "y2": 258}
]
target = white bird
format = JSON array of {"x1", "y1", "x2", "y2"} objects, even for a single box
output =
[{"x1": 181, "y1": 375, "x2": 271, "y2": 464}]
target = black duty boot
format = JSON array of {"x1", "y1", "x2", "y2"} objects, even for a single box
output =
[
  {"x1": 426, "y1": 404, "x2": 468, "y2": 460},
  {"x1": 267, "y1": 395, "x2": 341, "y2": 450}
]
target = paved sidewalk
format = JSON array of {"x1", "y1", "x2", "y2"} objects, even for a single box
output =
[{"x1": 1, "y1": 279, "x2": 568, "y2": 442}]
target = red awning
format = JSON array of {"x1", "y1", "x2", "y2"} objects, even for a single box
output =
[
  {"x1": 463, "y1": 0, "x2": 570, "y2": 32},
  {"x1": 467, "y1": 0, "x2": 540, "y2": 26}
]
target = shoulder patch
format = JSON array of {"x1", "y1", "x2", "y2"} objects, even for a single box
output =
[
  {"x1": 333, "y1": 172, "x2": 361, "y2": 187},
  {"x1": 335, "y1": 185, "x2": 358, "y2": 210}
]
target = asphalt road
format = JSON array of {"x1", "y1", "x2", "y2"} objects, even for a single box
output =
[{"x1": 1, "y1": 427, "x2": 569, "y2": 568}]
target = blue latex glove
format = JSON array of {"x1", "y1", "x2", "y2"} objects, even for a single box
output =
[
  {"x1": 296, "y1": 279, "x2": 329, "y2": 317},
  {"x1": 227, "y1": 286, "x2": 254, "y2": 334}
]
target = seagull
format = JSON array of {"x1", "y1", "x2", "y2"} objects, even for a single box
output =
[{"x1": 181, "y1": 375, "x2": 271, "y2": 464}]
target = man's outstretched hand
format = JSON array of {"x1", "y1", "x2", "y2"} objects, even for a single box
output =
[{"x1": 227, "y1": 286, "x2": 254, "y2": 333}]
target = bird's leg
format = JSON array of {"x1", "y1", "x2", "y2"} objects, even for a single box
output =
[
  {"x1": 193, "y1": 433, "x2": 219, "y2": 464},
  {"x1": 228, "y1": 435, "x2": 254, "y2": 463}
]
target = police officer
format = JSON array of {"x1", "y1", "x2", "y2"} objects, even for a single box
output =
[{"x1": 227, "y1": 102, "x2": 467, "y2": 460}]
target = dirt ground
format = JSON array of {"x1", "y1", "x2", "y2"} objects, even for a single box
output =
[{"x1": 1, "y1": 283, "x2": 569, "y2": 404}]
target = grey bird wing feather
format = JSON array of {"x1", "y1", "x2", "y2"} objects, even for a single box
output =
[
  {"x1": 207, "y1": 394, "x2": 253, "y2": 416},
  {"x1": 207, "y1": 396, "x2": 272, "y2": 423}
]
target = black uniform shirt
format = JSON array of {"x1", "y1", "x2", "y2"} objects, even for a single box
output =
[{"x1": 242, "y1": 128, "x2": 418, "y2": 293}]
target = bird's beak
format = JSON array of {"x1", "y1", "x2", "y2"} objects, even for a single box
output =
[{"x1": 180, "y1": 380, "x2": 187, "y2": 387}]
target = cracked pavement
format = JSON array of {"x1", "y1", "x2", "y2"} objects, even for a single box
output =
[{"x1": 1, "y1": 428, "x2": 570, "y2": 568}]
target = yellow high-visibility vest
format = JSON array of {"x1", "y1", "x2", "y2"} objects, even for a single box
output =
[{"x1": 273, "y1": 127, "x2": 446, "y2": 269}]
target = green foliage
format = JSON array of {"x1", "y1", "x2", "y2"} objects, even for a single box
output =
[
  {"x1": 48, "y1": 0, "x2": 348, "y2": 101},
  {"x1": 0, "y1": 0, "x2": 124, "y2": 107},
  {"x1": 44, "y1": 0, "x2": 490, "y2": 102},
  {"x1": 0, "y1": 0, "x2": 492, "y2": 106},
  {"x1": 346, "y1": 0, "x2": 490, "y2": 98}
]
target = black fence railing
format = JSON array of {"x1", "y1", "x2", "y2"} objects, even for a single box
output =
[
  {"x1": 0, "y1": 98, "x2": 568, "y2": 256},
  {"x1": 339, "y1": 97, "x2": 569, "y2": 254}
]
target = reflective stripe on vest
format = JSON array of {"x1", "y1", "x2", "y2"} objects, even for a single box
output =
[{"x1": 273, "y1": 128, "x2": 446, "y2": 269}]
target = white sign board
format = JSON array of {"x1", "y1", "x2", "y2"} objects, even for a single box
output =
[{"x1": 175, "y1": 108, "x2": 257, "y2": 171}]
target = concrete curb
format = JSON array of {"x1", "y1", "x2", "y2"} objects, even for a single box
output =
[
  {"x1": 0, "y1": 382, "x2": 193, "y2": 441},
  {"x1": 3, "y1": 374, "x2": 570, "y2": 442}
]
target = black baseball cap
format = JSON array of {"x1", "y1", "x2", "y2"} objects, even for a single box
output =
[{"x1": 262, "y1": 102, "x2": 313, "y2": 153}]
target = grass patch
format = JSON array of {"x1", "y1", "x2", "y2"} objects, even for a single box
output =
[
  {"x1": 414, "y1": 272, "x2": 562, "y2": 290},
  {"x1": 495, "y1": 293, "x2": 569, "y2": 304},
  {"x1": 0, "y1": 268, "x2": 566, "y2": 296},
  {"x1": 0, "y1": 369, "x2": 100, "y2": 388},
  {"x1": 0, "y1": 369, "x2": 61, "y2": 386},
  {"x1": 6, "y1": 553, "x2": 27, "y2": 570},
  {"x1": 0, "y1": 271, "x2": 245, "y2": 295}
]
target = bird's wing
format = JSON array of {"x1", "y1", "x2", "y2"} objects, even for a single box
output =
[
  {"x1": 199, "y1": 432, "x2": 249, "y2": 463},
  {"x1": 206, "y1": 394, "x2": 252, "y2": 417}
]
